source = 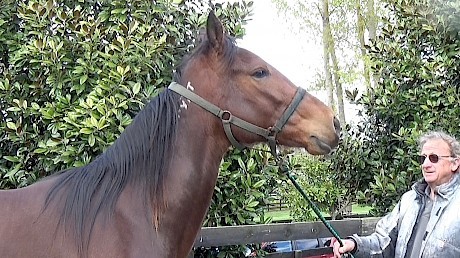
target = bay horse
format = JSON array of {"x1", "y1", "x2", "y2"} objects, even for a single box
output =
[{"x1": 0, "y1": 12, "x2": 339, "y2": 258}]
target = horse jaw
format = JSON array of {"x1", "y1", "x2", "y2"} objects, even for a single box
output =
[
  {"x1": 276, "y1": 94, "x2": 340, "y2": 155},
  {"x1": 306, "y1": 136, "x2": 337, "y2": 155}
]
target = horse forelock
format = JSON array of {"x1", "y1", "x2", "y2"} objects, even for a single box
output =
[{"x1": 44, "y1": 89, "x2": 180, "y2": 256}]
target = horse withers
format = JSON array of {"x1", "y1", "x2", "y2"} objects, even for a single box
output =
[{"x1": 0, "y1": 12, "x2": 340, "y2": 258}]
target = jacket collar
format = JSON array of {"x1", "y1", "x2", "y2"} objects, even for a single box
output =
[{"x1": 413, "y1": 172, "x2": 460, "y2": 199}]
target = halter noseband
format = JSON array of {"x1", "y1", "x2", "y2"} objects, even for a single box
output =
[{"x1": 168, "y1": 82, "x2": 306, "y2": 157}]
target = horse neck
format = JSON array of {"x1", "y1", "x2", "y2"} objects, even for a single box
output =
[
  {"x1": 169, "y1": 103, "x2": 229, "y2": 211},
  {"x1": 158, "y1": 104, "x2": 230, "y2": 256}
]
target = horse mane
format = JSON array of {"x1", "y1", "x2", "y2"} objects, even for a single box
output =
[
  {"x1": 44, "y1": 32, "x2": 237, "y2": 256},
  {"x1": 44, "y1": 89, "x2": 179, "y2": 255}
]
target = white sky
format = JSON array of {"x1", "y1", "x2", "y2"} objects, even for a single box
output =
[{"x1": 237, "y1": 0, "x2": 323, "y2": 92}]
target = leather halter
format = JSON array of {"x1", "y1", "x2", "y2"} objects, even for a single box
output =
[{"x1": 168, "y1": 82, "x2": 306, "y2": 157}]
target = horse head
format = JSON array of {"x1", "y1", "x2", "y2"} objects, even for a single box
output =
[{"x1": 174, "y1": 12, "x2": 340, "y2": 155}]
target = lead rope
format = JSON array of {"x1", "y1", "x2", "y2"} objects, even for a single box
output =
[{"x1": 276, "y1": 157, "x2": 355, "y2": 258}]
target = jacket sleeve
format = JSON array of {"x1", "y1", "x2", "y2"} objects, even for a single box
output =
[{"x1": 350, "y1": 202, "x2": 401, "y2": 258}]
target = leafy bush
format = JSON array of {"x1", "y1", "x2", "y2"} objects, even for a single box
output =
[
  {"x1": 329, "y1": 0, "x2": 460, "y2": 215},
  {"x1": 279, "y1": 152, "x2": 346, "y2": 221},
  {"x1": 195, "y1": 146, "x2": 280, "y2": 257},
  {"x1": 327, "y1": 123, "x2": 378, "y2": 213},
  {"x1": 0, "y1": 0, "x2": 252, "y2": 187},
  {"x1": 206, "y1": 148, "x2": 279, "y2": 227},
  {"x1": 1, "y1": 0, "x2": 206, "y2": 187}
]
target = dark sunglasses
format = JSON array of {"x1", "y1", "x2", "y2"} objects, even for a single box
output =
[{"x1": 418, "y1": 154, "x2": 451, "y2": 164}]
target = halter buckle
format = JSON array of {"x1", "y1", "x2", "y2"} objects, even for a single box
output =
[{"x1": 220, "y1": 110, "x2": 233, "y2": 123}]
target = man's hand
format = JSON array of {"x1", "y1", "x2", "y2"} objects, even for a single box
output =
[{"x1": 330, "y1": 237, "x2": 356, "y2": 258}]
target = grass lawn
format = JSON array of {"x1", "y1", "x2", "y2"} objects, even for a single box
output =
[
  {"x1": 352, "y1": 204, "x2": 372, "y2": 215},
  {"x1": 266, "y1": 204, "x2": 372, "y2": 222},
  {"x1": 266, "y1": 209, "x2": 292, "y2": 222}
]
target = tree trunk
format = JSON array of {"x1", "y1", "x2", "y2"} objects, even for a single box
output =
[
  {"x1": 357, "y1": 3, "x2": 371, "y2": 90},
  {"x1": 329, "y1": 44, "x2": 346, "y2": 125},
  {"x1": 367, "y1": 0, "x2": 377, "y2": 40},
  {"x1": 321, "y1": 0, "x2": 334, "y2": 109},
  {"x1": 321, "y1": 0, "x2": 346, "y2": 124},
  {"x1": 366, "y1": 0, "x2": 378, "y2": 90}
]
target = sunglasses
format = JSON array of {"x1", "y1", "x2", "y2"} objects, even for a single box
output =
[{"x1": 418, "y1": 154, "x2": 451, "y2": 164}]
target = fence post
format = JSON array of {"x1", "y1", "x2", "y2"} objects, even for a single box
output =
[{"x1": 294, "y1": 250, "x2": 302, "y2": 258}]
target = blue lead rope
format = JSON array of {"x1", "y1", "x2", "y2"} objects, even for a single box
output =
[{"x1": 277, "y1": 159, "x2": 355, "y2": 258}]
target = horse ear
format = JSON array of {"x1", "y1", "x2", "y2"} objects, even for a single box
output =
[{"x1": 206, "y1": 11, "x2": 225, "y2": 54}]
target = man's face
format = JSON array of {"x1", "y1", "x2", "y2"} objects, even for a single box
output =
[{"x1": 420, "y1": 139, "x2": 459, "y2": 187}]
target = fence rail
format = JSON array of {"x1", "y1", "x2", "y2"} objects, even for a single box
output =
[
  {"x1": 267, "y1": 194, "x2": 288, "y2": 211},
  {"x1": 191, "y1": 217, "x2": 380, "y2": 257},
  {"x1": 267, "y1": 198, "x2": 289, "y2": 211}
]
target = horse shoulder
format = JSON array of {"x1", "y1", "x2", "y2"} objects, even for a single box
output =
[{"x1": 0, "y1": 178, "x2": 63, "y2": 257}]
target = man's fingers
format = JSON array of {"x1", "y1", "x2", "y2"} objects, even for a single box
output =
[{"x1": 332, "y1": 240, "x2": 342, "y2": 258}]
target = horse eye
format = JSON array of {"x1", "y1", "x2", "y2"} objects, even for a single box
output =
[{"x1": 252, "y1": 69, "x2": 269, "y2": 79}]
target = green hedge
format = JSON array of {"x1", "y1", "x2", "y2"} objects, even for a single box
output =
[
  {"x1": 1, "y1": 1, "x2": 288, "y2": 256},
  {"x1": 0, "y1": 0, "x2": 251, "y2": 189},
  {"x1": 329, "y1": 0, "x2": 460, "y2": 215}
]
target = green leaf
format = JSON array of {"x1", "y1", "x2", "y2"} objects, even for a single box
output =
[
  {"x1": 46, "y1": 139, "x2": 60, "y2": 147},
  {"x1": 4, "y1": 164, "x2": 21, "y2": 178},
  {"x1": 252, "y1": 179, "x2": 265, "y2": 188},
  {"x1": 33, "y1": 148, "x2": 48, "y2": 154},
  {"x1": 3, "y1": 156, "x2": 20, "y2": 162},
  {"x1": 6, "y1": 107, "x2": 21, "y2": 112},
  {"x1": 132, "y1": 82, "x2": 141, "y2": 95},
  {"x1": 116, "y1": 66, "x2": 124, "y2": 75},
  {"x1": 246, "y1": 201, "x2": 259, "y2": 208},
  {"x1": 88, "y1": 134, "x2": 95, "y2": 147},
  {"x1": 237, "y1": 157, "x2": 245, "y2": 170},
  {"x1": 6, "y1": 122, "x2": 17, "y2": 130},
  {"x1": 80, "y1": 128, "x2": 93, "y2": 134},
  {"x1": 247, "y1": 157, "x2": 255, "y2": 171},
  {"x1": 237, "y1": 213, "x2": 244, "y2": 224},
  {"x1": 80, "y1": 74, "x2": 88, "y2": 85},
  {"x1": 90, "y1": 116, "x2": 98, "y2": 127}
]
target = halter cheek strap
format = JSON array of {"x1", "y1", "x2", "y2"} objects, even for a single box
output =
[{"x1": 168, "y1": 82, "x2": 306, "y2": 157}]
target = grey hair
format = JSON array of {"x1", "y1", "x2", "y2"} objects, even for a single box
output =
[{"x1": 419, "y1": 131, "x2": 460, "y2": 158}]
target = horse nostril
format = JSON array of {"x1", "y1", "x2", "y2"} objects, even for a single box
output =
[{"x1": 333, "y1": 117, "x2": 341, "y2": 134}]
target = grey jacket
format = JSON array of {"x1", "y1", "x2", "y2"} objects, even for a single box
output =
[{"x1": 351, "y1": 172, "x2": 460, "y2": 258}]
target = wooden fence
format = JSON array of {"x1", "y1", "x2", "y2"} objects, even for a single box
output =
[
  {"x1": 266, "y1": 194, "x2": 288, "y2": 211},
  {"x1": 190, "y1": 217, "x2": 380, "y2": 257},
  {"x1": 267, "y1": 197, "x2": 289, "y2": 211}
]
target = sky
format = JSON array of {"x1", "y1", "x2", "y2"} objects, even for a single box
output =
[{"x1": 236, "y1": 0, "x2": 324, "y2": 94}]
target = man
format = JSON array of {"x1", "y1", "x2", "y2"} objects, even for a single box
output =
[{"x1": 331, "y1": 131, "x2": 460, "y2": 257}]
